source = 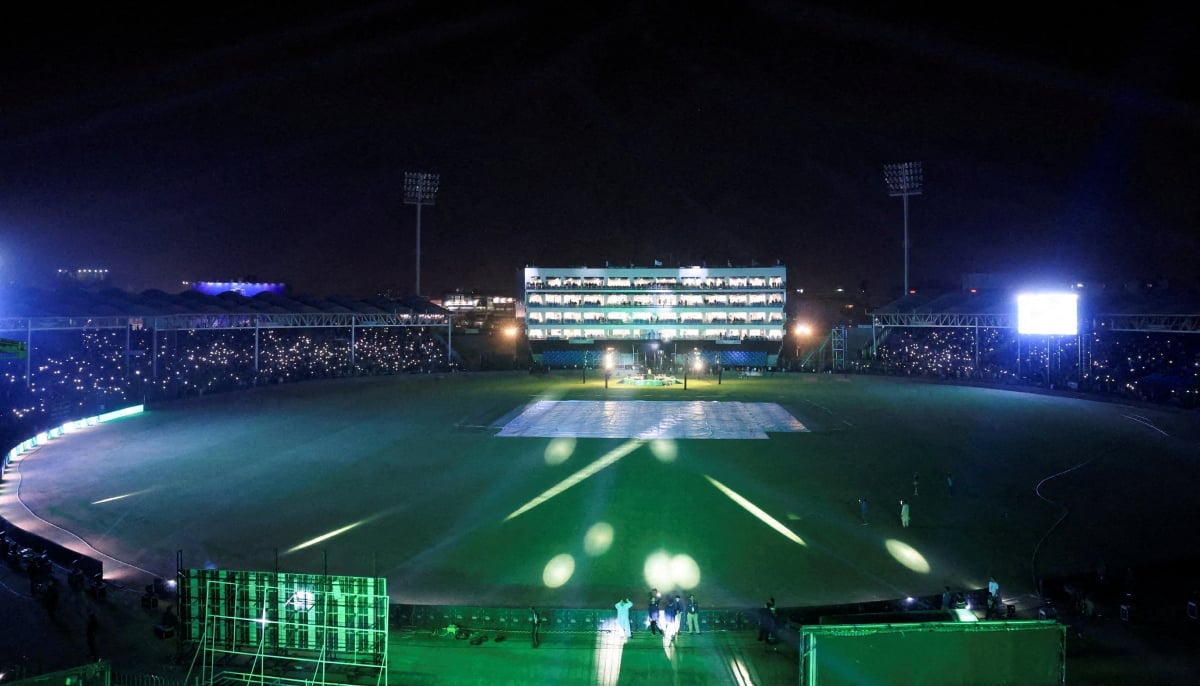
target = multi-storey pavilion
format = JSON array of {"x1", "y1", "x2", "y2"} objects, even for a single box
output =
[{"x1": 521, "y1": 265, "x2": 788, "y2": 369}]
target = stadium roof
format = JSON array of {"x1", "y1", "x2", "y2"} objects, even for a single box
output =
[{"x1": 0, "y1": 287, "x2": 450, "y2": 318}]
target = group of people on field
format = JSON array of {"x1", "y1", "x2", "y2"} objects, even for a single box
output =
[{"x1": 613, "y1": 588, "x2": 700, "y2": 641}]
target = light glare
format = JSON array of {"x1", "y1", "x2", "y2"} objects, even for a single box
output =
[
  {"x1": 543, "y1": 553, "x2": 575, "y2": 588},
  {"x1": 544, "y1": 437, "x2": 576, "y2": 465},
  {"x1": 643, "y1": 551, "x2": 674, "y2": 590},
  {"x1": 668, "y1": 554, "x2": 701, "y2": 589},
  {"x1": 584, "y1": 522, "x2": 614, "y2": 556},
  {"x1": 1017, "y1": 293, "x2": 1078, "y2": 335},
  {"x1": 649, "y1": 439, "x2": 677, "y2": 462},
  {"x1": 642, "y1": 550, "x2": 702, "y2": 590},
  {"x1": 884, "y1": 539, "x2": 931, "y2": 573}
]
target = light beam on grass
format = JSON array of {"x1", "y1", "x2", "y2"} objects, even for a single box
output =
[
  {"x1": 505, "y1": 440, "x2": 644, "y2": 521},
  {"x1": 594, "y1": 617, "x2": 626, "y2": 685},
  {"x1": 730, "y1": 658, "x2": 756, "y2": 686},
  {"x1": 885, "y1": 539, "x2": 931, "y2": 573},
  {"x1": 286, "y1": 519, "x2": 369, "y2": 553},
  {"x1": 91, "y1": 488, "x2": 153, "y2": 505},
  {"x1": 704, "y1": 475, "x2": 806, "y2": 546}
]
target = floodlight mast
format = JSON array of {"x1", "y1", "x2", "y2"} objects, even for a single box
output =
[
  {"x1": 884, "y1": 162, "x2": 923, "y2": 294},
  {"x1": 403, "y1": 172, "x2": 440, "y2": 296}
]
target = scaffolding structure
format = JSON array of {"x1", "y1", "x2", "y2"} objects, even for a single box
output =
[{"x1": 180, "y1": 568, "x2": 388, "y2": 686}]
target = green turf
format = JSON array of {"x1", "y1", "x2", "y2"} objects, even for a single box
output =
[{"x1": 11, "y1": 371, "x2": 1198, "y2": 612}]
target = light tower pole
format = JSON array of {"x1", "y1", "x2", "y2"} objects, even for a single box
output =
[
  {"x1": 883, "y1": 161, "x2": 923, "y2": 294},
  {"x1": 403, "y1": 171, "x2": 440, "y2": 296}
]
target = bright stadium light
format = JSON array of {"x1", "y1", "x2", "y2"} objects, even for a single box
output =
[
  {"x1": 1017, "y1": 293, "x2": 1078, "y2": 335},
  {"x1": 404, "y1": 171, "x2": 440, "y2": 296},
  {"x1": 884, "y1": 161, "x2": 923, "y2": 294}
]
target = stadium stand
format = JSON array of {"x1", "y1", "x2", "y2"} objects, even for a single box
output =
[
  {"x1": 860, "y1": 287, "x2": 1200, "y2": 407},
  {"x1": 0, "y1": 286, "x2": 458, "y2": 451}
]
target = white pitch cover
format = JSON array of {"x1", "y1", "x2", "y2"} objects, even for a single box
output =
[{"x1": 497, "y1": 400, "x2": 807, "y2": 439}]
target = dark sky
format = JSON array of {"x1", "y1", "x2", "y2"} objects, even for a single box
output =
[{"x1": 2, "y1": 2, "x2": 1198, "y2": 299}]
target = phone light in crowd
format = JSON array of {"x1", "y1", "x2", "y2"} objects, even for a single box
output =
[{"x1": 1016, "y1": 292, "x2": 1079, "y2": 335}]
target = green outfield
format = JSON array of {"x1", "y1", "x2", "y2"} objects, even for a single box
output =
[{"x1": 8, "y1": 371, "x2": 1198, "y2": 612}]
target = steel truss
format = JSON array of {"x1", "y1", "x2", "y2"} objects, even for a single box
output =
[
  {"x1": 181, "y1": 567, "x2": 388, "y2": 686},
  {"x1": 870, "y1": 313, "x2": 1013, "y2": 329},
  {"x1": 872, "y1": 311, "x2": 1200, "y2": 334},
  {"x1": 1094, "y1": 314, "x2": 1200, "y2": 334}
]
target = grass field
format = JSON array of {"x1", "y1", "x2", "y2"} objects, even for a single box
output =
[{"x1": 7, "y1": 371, "x2": 1199, "y2": 614}]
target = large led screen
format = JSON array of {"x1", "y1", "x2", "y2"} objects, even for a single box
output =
[{"x1": 1017, "y1": 293, "x2": 1078, "y2": 335}]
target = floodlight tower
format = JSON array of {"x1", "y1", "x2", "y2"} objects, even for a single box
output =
[
  {"x1": 404, "y1": 171, "x2": 440, "y2": 296},
  {"x1": 883, "y1": 161, "x2": 923, "y2": 294}
]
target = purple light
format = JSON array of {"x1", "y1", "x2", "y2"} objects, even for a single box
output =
[{"x1": 192, "y1": 282, "x2": 286, "y2": 297}]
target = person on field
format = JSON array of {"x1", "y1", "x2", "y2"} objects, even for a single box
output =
[
  {"x1": 615, "y1": 597, "x2": 633, "y2": 638},
  {"x1": 663, "y1": 594, "x2": 681, "y2": 642},
  {"x1": 757, "y1": 597, "x2": 777, "y2": 643},
  {"x1": 529, "y1": 606, "x2": 541, "y2": 648},
  {"x1": 647, "y1": 588, "x2": 661, "y2": 635}
]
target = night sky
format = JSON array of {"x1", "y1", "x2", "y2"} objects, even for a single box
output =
[{"x1": 2, "y1": 2, "x2": 1197, "y2": 299}]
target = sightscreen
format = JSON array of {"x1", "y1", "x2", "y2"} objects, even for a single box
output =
[{"x1": 801, "y1": 620, "x2": 1065, "y2": 685}]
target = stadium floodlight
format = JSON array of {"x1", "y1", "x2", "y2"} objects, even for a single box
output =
[
  {"x1": 403, "y1": 171, "x2": 440, "y2": 296},
  {"x1": 883, "y1": 161, "x2": 923, "y2": 294},
  {"x1": 1016, "y1": 293, "x2": 1078, "y2": 335}
]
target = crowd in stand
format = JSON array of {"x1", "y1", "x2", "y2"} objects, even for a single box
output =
[
  {"x1": 1, "y1": 326, "x2": 454, "y2": 451},
  {"x1": 5, "y1": 323, "x2": 1198, "y2": 454},
  {"x1": 862, "y1": 327, "x2": 1200, "y2": 407}
]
